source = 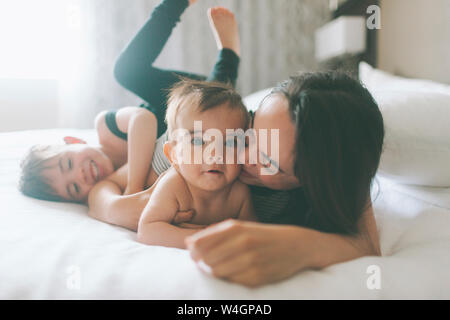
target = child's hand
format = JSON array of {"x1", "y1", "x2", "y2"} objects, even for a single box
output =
[
  {"x1": 172, "y1": 209, "x2": 196, "y2": 224},
  {"x1": 172, "y1": 210, "x2": 206, "y2": 229},
  {"x1": 173, "y1": 209, "x2": 205, "y2": 229},
  {"x1": 189, "y1": 0, "x2": 198, "y2": 5}
]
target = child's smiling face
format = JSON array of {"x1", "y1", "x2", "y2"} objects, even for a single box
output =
[
  {"x1": 167, "y1": 103, "x2": 247, "y2": 192},
  {"x1": 41, "y1": 144, "x2": 115, "y2": 202}
]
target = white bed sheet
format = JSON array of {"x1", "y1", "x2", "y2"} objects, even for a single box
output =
[{"x1": 1, "y1": 129, "x2": 450, "y2": 299}]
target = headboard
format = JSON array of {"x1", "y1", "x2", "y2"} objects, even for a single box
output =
[
  {"x1": 377, "y1": 0, "x2": 450, "y2": 85},
  {"x1": 322, "y1": 0, "x2": 450, "y2": 85},
  {"x1": 319, "y1": 0, "x2": 379, "y2": 77}
]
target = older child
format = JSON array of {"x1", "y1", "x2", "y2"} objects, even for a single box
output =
[{"x1": 19, "y1": 0, "x2": 241, "y2": 202}]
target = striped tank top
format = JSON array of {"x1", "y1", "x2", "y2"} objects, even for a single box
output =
[{"x1": 151, "y1": 132, "x2": 171, "y2": 176}]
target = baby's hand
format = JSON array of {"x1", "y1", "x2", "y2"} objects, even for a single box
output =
[
  {"x1": 177, "y1": 223, "x2": 207, "y2": 230},
  {"x1": 172, "y1": 209, "x2": 196, "y2": 225}
]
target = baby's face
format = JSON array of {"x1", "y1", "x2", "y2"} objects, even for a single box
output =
[
  {"x1": 41, "y1": 144, "x2": 114, "y2": 202},
  {"x1": 171, "y1": 104, "x2": 246, "y2": 192}
]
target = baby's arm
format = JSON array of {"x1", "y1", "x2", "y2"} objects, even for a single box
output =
[{"x1": 137, "y1": 170, "x2": 200, "y2": 249}]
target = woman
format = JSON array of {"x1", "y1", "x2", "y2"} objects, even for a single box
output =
[
  {"x1": 88, "y1": 0, "x2": 385, "y2": 287},
  {"x1": 184, "y1": 72, "x2": 384, "y2": 287},
  {"x1": 25, "y1": 0, "x2": 384, "y2": 286},
  {"x1": 89, "y1": 70, "x2": 384, "y2": 287}
]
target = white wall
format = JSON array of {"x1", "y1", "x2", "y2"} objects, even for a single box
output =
[
  {"x1": 1, "y1": 0, "x2": 331, "y2": 131},
  {"x1": 378, "y1": 0, "x2": 450, "y2": 84},
  {"x1": 0, "y1": 79, "x2": 59, "y2": 132}
]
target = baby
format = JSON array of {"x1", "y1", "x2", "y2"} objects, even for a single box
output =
[{"x1": 137, "y1": 80, "x2": 256, "y2": 249}]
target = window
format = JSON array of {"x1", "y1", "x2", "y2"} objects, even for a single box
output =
[{"x1": 0, "y1": 0, "x2": 77, "y2": 79}]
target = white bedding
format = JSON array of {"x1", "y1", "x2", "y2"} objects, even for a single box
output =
[{"x1": 1, "y1": 129, "x2": 450, "y2": 299}]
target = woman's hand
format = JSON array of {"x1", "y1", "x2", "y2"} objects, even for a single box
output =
[{"x1": 185, "y1": 220, "x2": 310, "y2": 287}]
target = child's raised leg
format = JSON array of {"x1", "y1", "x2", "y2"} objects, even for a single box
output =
[
  {"x1": 206, "y1": 7, "x2": 241, "y2": 87},
  {"x1": 208, "y1": 6, "x2": 240, "y2": 57}
]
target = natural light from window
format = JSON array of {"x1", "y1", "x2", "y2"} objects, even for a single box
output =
[{"x1": 0, "y1": 0, "x2": 80, "y2": 79}]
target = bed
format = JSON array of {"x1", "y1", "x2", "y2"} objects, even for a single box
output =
[{"x1": 1, "y1": 63, "x2": 450, "y2": 299}]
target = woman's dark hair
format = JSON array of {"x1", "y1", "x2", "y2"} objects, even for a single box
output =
[{"x1": 273, "y1": 71, "x2": 384, "y2": 236}]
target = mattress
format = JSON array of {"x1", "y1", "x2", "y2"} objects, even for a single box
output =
[{"x1": 1, "y1": 129, "x2": 450, "y2": 299}]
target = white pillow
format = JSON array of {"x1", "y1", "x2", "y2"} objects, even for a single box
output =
[
  {"x1": 359, "y1": 62, "x2": 450, "y2": 187},
  {"x1": 245, "y1": 69, "x2": 450, "y2": 187},
  {"x1": 359, "y1": 61, "x2": 450, "y2": 95},
  {"x1": 243, "y1": 88, "x2": 273, "y2": 112},
  {"x1": 371, "y1": 90, "x2": 450, "y2": 187}
]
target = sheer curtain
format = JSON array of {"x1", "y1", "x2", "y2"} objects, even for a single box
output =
[
  {"x1": 57, "y1": 0, "x2": 330, "y2": 128},
  {"x1": 180, "y1": 0, "x2": 330, "y2": 96},
  {"x1": 58, "y1": 0, "x2": 161, "y2": 128}
]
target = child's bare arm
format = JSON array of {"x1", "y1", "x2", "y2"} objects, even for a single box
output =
[
  {"x1": 95, "y1": 108, "x2": 137, "y2": 161},
  {"x1": 138, "y1": 221, "x2": 201, "y2": 249},
  {"x1": 137, "y1": 171, "x2": 200, "y2": 249},
  {"x1": 87, "y1": 164, "x2": 150, "y2": 231},
  {"x1": 124, "y1": 109, "x2": 158, "y2": 194},
  {"x1": 95, "y1": 107, "x2": 158, "y2": 195}
]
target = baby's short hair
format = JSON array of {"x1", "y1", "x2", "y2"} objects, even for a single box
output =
[
  {"x1": 165, "y1": 79, "x2": 249, "y2": 138},
  {"x1": 19, "y1": 144, "x2": 65, "y2": 202}
]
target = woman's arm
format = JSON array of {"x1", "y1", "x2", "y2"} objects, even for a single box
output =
[
  {"x1": 300, "y1": 204, "x2": 380, "y2": 269},
  {"x1": 185, "y1": 204, "x2": 380, "y2": 287}
]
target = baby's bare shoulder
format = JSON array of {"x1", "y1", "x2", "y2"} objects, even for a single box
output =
[
  {"x1": 232, "y1": 179, "x2": 250, "y2": 192},
  {"x1": 157, "y1": 167, "x2": 191, "y2": 202},
  {"x1": 152, "y1": 167, "x2": 185, "y2": 194},
  {"x1": 228, "y1": 179, "x2": 251, "y2": 203}
]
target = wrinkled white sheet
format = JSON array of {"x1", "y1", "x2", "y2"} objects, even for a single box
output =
[{"x1": 1, "y1": 129, "x2": 449, "y2": 299}]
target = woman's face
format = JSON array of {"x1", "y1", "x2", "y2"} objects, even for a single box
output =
[{"x1": 239, "y1": 94, "x2": 301, "y2": 190}]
